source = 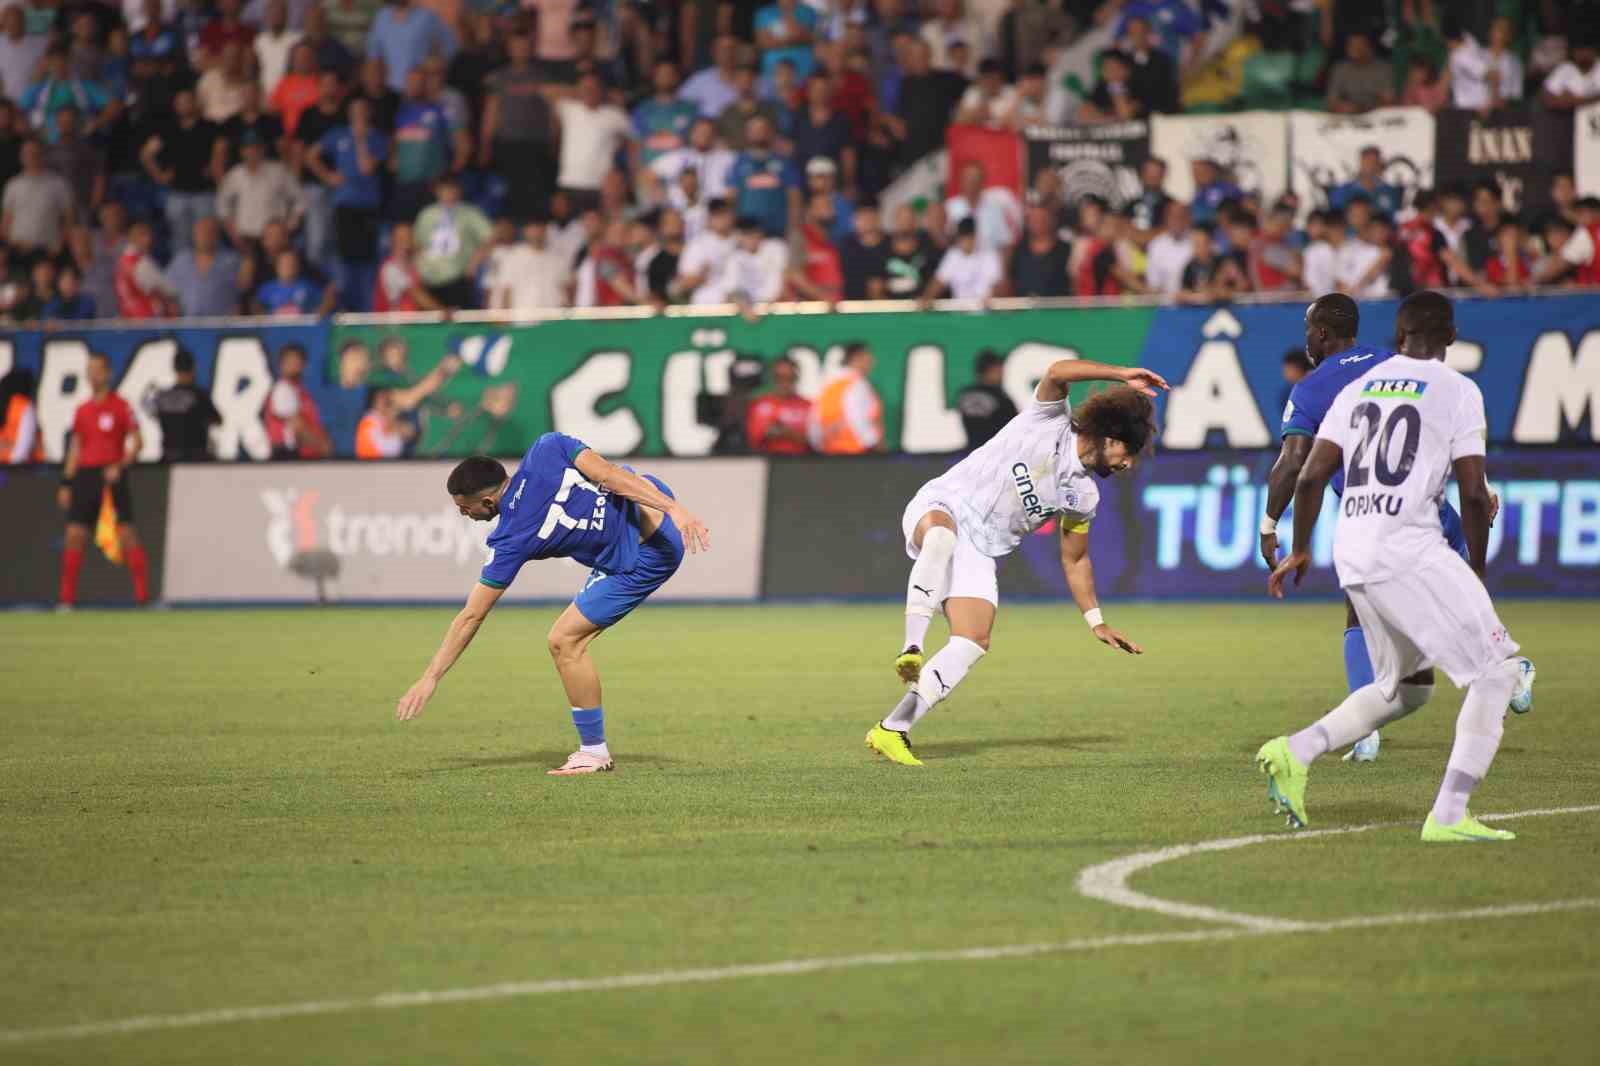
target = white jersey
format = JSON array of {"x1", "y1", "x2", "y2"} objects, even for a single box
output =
[
  {"x1": 1318, "y1": 356, "x2": 1487, "y2": 586},
  {"x1": 918, "y1": 385, "x2": 1100, "y2": 558}
]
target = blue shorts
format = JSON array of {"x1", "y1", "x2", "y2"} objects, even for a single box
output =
[
  {"x1": 572, "y1": 476, "x2": 684, "y2": 628},
  {"x1": 1439, "y1": 499, "x2": 1467, "y2": 559}
]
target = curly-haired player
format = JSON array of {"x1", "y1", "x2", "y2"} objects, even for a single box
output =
[{"x1": 866, "y1": 358, "x2": 1168, "y2": 766}]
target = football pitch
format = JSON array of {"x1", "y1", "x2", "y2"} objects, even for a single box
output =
[{"x1": 3, "y1": 601, "x2": 1598, "y2": 1065}]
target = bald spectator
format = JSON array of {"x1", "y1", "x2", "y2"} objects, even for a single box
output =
[
  {"x1": 2, "y1": 138, "x2": 73, "y2": 259},
  {"x1": 167, "y1": 217, "x2": 248, "y2": 317},
  {"x1": 220, "y1": 133, "x2": 305, "y2": 248}
]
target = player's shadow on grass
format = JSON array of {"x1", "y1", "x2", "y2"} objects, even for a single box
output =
[
  {"x1": 421, "y1": 751, "x2": 682, "y2": 773},
  {"x1": 914, "y1": 734, "x2": 1118, "y2": 759}
]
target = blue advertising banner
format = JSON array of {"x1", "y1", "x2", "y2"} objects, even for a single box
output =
[
  {"x1": 1007, "y1": 448, "x2": 1600, "y2": 600},
  {"x1": 0, "y1": 322, "x2": 337, "y2": 462},
  {"x1": 1137, "y1": 294, "x2": 1600, "y2": 450}
]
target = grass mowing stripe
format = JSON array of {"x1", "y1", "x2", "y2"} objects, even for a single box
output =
[{"x1": 6, "y1": 806, "x2": 1595, "y2": 1048}]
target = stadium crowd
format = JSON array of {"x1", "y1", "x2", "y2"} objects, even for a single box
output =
[{"x1": 0, "y1": 0, "x2": 1597, "y2": 323}]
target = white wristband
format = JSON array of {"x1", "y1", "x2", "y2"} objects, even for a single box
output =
[
  {"x1": 1083, "y1": 607, "x2": 1104, "y2": 628},
  {"x1": 1259, "y1": 514, "x2": 1278, "y2": 536}
]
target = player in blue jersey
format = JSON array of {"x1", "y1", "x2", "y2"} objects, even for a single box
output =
[
  {"x1": 395, "y1": 434, "x2": 711, "y2": 775},
  {"x1": 1259, "y1": 294, "x2": 1490, "y2": 763}
]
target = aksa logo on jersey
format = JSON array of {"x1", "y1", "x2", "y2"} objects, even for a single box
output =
[
  {"x1": 261, "y1": 488, "x2": 486, "y2": 569},
  {"x1": 1360, "y1": 379, "x2": 1429, "y2": 399}
]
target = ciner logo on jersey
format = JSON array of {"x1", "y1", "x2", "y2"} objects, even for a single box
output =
[
  {"x1": 1360, "y1": 379, "x2": 1429, "y2": 399},
  {"x1": 1012, "y1": 462, "x2": 1045, "y2": 520}
]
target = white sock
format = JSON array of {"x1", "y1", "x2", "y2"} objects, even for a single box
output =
[
  {"x1": 1287, "y1": 684, "x2": 1407, "y2": 765},
  {"x1": 912, "y1": 636, "x2": 986, "y2": 714},
  {"x1": 882, "y1": 691, "x2": 928, "y2": 732},
  {"x1": 1431, "y1": 658, "x2": 1518, "y2": 825},
  {"x1": 904, "y1": 526, "x2": 956, "y2": 651},
  {"x1": 580, "y1": 742, "x2": 611, "y2": 759}
]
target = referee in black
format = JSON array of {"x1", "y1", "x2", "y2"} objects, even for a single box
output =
[{"x1": 151, "y1": 349, "x2": 221, "y2": 462}]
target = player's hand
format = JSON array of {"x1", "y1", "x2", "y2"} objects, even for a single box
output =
[
  {"x1": 1259, "y1": 531, "x2": 1279, "y2": 569},
  {"x1": 1488, "y1": 490, "x2": 1501, "y2": 527},
  {"x1": 1268, "y1": 549, "x2": 1312, "y2": 599},
  {"x1": 103, "y1": 464, "x2": 121, "y2": 484},
  {"x1": 671, "y1": 505, "x2": 711, "y2": 553},
  {"x1": 1092, "y1": 624, "x2": 1142, "y2": 654},
  {"x1": 57, "y1": 486, "x2": 70, "y2": 511},
  {"x1": 1119, "y1": 367, "x2": 1170, "y2": 396},
  {"x1": 396, "y1": 676, "x2": 437, "y2": 721}
]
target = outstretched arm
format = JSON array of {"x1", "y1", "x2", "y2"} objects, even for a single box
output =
[
  {"x1": 1260, "y1": 434, "x2": 1313, "y2": 566},
  {"x1": 574, "y1": 448, "x2": 711, "y2": 553},
  {"x1": 1268, "y1": 438, "x2": 1342, "y2": 598},
  {"x1": 1036, "y1": 358, "x2": 1169, "y2": 403},
  {"x1": 1061, "y1": 526, "x2": 1142, "y2": 654},
  {"x1": 396, "y1": 581, "x2": 506, "y2": 720}
]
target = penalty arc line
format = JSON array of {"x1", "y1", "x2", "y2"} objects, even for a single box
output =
[
  {"x1": 1074, "y1": 803, "x2": 1600, "y2": 932},
  {"x1": 3, "y1": 805, "x2": 1597, "y2": 1047}
]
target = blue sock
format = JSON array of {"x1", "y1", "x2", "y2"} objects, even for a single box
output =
[
  {"x1": 571, "y1": 706, "x2": 605, "y2": 747},
  {"x1": 1343, "y1": 628, "x2": 1375, "y2": 693}
]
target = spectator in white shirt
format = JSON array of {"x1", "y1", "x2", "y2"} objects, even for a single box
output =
[
  {"x1": 488, "y1": 218, "x2": 572, "y2": 311},
  {"x1": 1336, "y1": 215, "x2": 1392, "y2": 299},
  {"x1": 922, "y1": 217, "x2": 1002, "y2": 304},
  {"x1": 1301, "y1": 209, "x2": 1339, "y2": 297},
  {"x1": 254, "y1": 0, "x2": 302, "y2": 96},
  {"x1": 1145, "y1": 200, "x2": 1193, "y2": 296},
  {"x1": 955, "y1": 58, "x2": 1019, "y2": 127},
  {"x1": 1540, "y1": 39, "x2": 1600, "y2": 111},
  {"x1": 721, "y1": 214, "x2": 787, "y2": 312},
  {"x1": 1447, "y1": 18, "x2": 1523, "y2": 112},
  {"x1": 647, "y1": 116, "x2": 736, "y2": 205},
  {"x1": 555, "y1": 68, "x2": 633, "y2": 206},
  {"x1": 218, "y1": 133, "x2": 305, "y2": 246},
  {"x1": 943, "y1": 159, "x2": 1021, "y2": 255},
  {"x1": 672, "y1": 196, "x2": 737, "y2": 303}
]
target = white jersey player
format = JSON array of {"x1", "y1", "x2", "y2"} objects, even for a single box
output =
[
  {"x1": 865, "y1": 358, "x2": 1170, "y2": 767},
  {"x1": 1258, "y1": 291, "x2": 1535, "y2": 842}
]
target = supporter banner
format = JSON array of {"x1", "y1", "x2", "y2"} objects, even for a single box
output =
[
  {"x1": 329, "y1": 310, "x2": 1152, "y2": 458},
  {"x1": 762, "y1": 449, "x2": 1600, "y2": 600},
  {"x1": 1023, "y1": 121, "x2": 1150, "y2": 209},
  {"x1": 1575, "y1": 101, "x2": 1600, "y2": 198},
  {"x1": 1433, "y1": 107, "x2": 1572, "y2": 217},
  {"x1": 1148, "y1": 111, "x2": 1289, "y2": 207},
  {"x1": 0, "y1": 322, "x2": 335, "y2": 463},
  {"x1": 1135, "y1": 297, "x2": 1600, "y2": 450},
  {"x1": 161, "y1": 459, "x2": 766, "y2": 604},
  {"x1": 1288, "y1": 107, "x2": 1435, "y2": 217},
  {"x1": 0, "y1": 465, "x2": 170, "y2": 605},
  {"x1": 946, "y1": 125, "x2": 1025, "y2": 197}
]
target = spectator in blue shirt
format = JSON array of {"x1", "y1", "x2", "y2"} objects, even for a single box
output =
[
  {"x1": 1189, "y1": 156, "x2": 1242, "y2": 227},
  {"x1": 679, "y1": 34, "x2": 742, "y2": 118},
  {"x1": 753, "y1": 0, "x2": 819, "y2": 82},
  {"x1": 19, "y1": 46, "x2": 118, "y2": 144},
  {"x1": 633, "y1": 60, "x2": 699, "y2": 167},
  {"x1": 1329, "y1": 146, "x2": 1403, "y2": 219},
  {"x1": 1115, "y1": 0, "x2": 1207, "y2": 67},
  {"x1": 256, "y1": 248, "x2": 327, "y2": 315},
  {"x1": 41, "y1": 264, "x2": 96, "y2": 320},
  {"x1": 166, "y1": 216, "x2": 247, "y2": 317},
  {"x1": 728, "y1": 113, "x2": 800, "y2": 237},
  {"x1": 307, "y1": 97, "x2": 389, "y2": 310},
  {"x1": 366, "y1": 0, "x2": 456, "y2": 93}
]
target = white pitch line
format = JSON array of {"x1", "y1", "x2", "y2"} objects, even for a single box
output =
[
  {"x1": 1075, "y1": 803, "x2": 1600, "y2": 930},
  {"x1": 4, "y1": 805, "x2": 1597, "y2": 1047}
]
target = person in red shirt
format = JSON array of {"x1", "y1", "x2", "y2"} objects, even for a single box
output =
[
  {"x1": 787, "y1": 192, "x2": 843, "y2": 302},
  {"x1": 746, "y1": 355, "x2": 812, "y2": 455},
  {"x1": 1482, "y1": 218, "x2": 1532, "y2": 290},
  {"x1": 262, "y1": 343, "x2": 332, "y2": 458},
  {"x1": 57, "y1": 352, "x2": 149, "y2": 607},
  {"x1": 115, "y1": 222, "x2": 177, "y2": 320},
  {"x1": 591, "y1": 219, "x2": 641, "y2": 307}
]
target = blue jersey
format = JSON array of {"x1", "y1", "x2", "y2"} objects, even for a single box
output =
[
  {"x1": 1282, "y1": 344, "x2": 1393, "y2": 495},
  {"x1": 480, "y1": 433, "x2": 644, "y2": 590}
]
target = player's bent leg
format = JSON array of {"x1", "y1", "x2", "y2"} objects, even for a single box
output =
[
  {"x1": 1342, "y1": 596, "x2": 1382, "y2": 763},
  {"x1": 900, "y1": 509, "x2": 958, "y2": 682},
  {"x1": 1424, "y1": 657, "x2": 1521, "y2": 841},
  {"x1": 871, "y1": 596, "x2": 995, "y2": 767},
  {"x1": 547, "y1": 603, "x2": 613, "y2": 775}
]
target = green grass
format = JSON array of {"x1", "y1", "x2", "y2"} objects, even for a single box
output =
[{"x1": 3, "y1": 602, "x2": 1598, "y2": 1065}]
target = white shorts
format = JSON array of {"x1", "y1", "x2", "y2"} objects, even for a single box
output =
[
  {"x1": 901, "y1": 487, "x2": 999, "y2": 607},
  {"x1": 1346, "y1": 546, "x2": 1519, "y2": 697}
]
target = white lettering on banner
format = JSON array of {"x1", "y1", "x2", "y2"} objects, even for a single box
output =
[
  {"x1": 1002, "y1": 343, "x2": 1076, "y2": 413},
  {"x1": 1560, "y1": 483, "x2": 1600, "y2": 565},
  {"x1": 1467, "y1": 122, "x2": 1533, "y2": 165},
  {"x1": 1444, "y1": 338, "x2": 1484, "y2": 374},
  {"x1": 1511, "y1": 330, "x2": 1600, "y2": 442},
  {"x1": 1504, "y1": 481, "x2": 1562, "y2": 565},
  {"x1": 661, "y1": 350, "x2": 718, "y2": 456},
  {"x1": 552, "y1": 351, "x2": 643, "y2": 455},
  {"x1": 263, "y1": 487, "x2": 491, "y2": 569},
  {"x1": 34, "y1": 339, "x2": 91, "y2": 462},
  {"x1": 116, "y1": 339, "x2": 180, "y2": 462},
  {"x1": 0, "y1": 338, "x2": 11, "y2": 378},
  {"x1": 1143, "y1": 472, "x2": 1334, "y2": 572},
  {"x1": 1162, "y1": 312, "x2": 1270, "y2": 448},
  {"x1": 901, "y1": 345, "x2": 964, "y2": 453},
  {"x1": 784, "y1": 346, "x2": 825, "y2": 398},
  {"x1": 210, "y1": 337, "x2": 274, "y2": 460},
  {"x1": 1572, "y1": 101, "x2": 1600, "y2": 198}
]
